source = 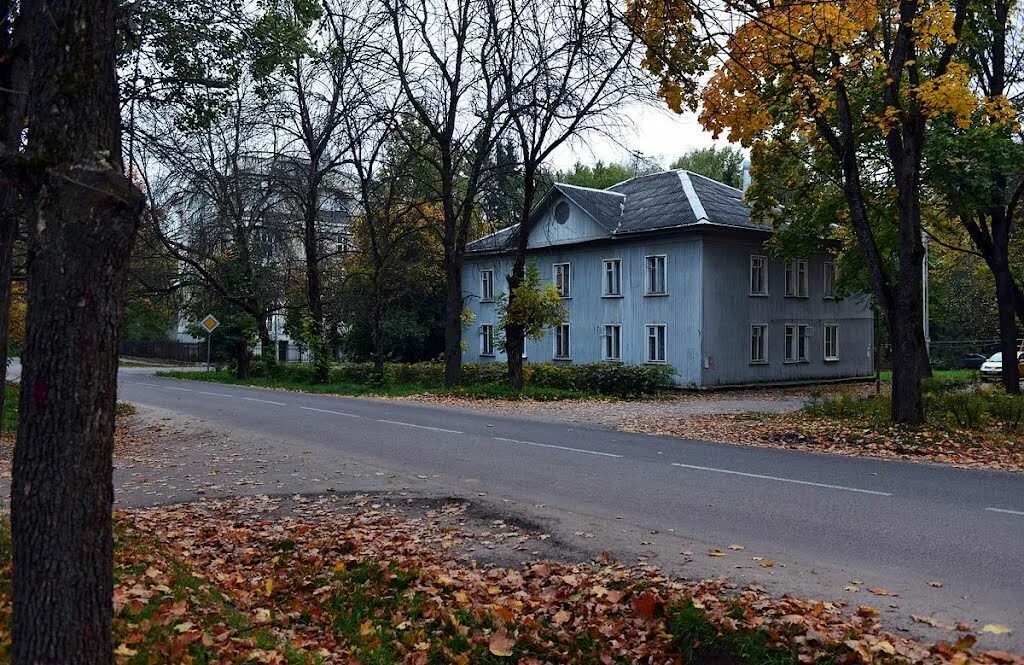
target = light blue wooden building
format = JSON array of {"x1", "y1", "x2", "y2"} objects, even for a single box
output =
[{"x1": 462, "y1": 169, "x2": 874, "y2": 387}]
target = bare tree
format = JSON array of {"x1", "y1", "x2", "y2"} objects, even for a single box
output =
[
  {"x1": 381, "y1": 0, "x2": 507, "y2": 385},
  {"x1": 487, "y1": 0, "x2": 644, "y2": 390},
  {"x1": 9, "y1": 0, "x2": 144, "y2": 659},
  {"x1": 263, "y1": 0, "x2": 377, "y2": 379},
  {"x1": 135, "y1": 83, "x2": 289, "y2": 376}
]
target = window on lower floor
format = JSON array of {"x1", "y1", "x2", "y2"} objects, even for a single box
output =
[
  {"x1": 554, "y1": 323, "x2": 570, "y2": 359},
  {"x1": 480, "y1": 324, "x2": 494, "y2": 356},
  {"x1": 646, "y1": 324, "x2": 666, "y2": 363},
  {"x1": 785, "y1": 324, "x2": 810, "y2": 362},
  {"x1": 750, "y1": 324, "x2": 768, "y2": 363},
  {"x1": 824, "y1": 323, "x2": 839, "y2": 361},
  {"x1": 602, "y1": 324, "x2": 621, "y2": 361}
]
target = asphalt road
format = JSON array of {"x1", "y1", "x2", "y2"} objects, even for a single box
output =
[
  {"x1": 7, "y1": 360, "x2": 1024, "y2": 644},
  {"x1": 111, "y1": 374, "x2": 1024, "y2": 629}
]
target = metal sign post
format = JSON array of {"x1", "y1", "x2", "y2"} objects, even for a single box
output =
[{"x1": 200, "y1": 314, "x2": 220, "y2": 371}]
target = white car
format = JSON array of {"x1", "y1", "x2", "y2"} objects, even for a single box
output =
[{"x1": 980, "y1": 351, "x2": 1024, "y2": 381}]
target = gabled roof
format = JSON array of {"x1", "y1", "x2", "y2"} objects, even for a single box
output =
[{"x1": 466, "y1": 168, "x2": 766, "y2": 254}]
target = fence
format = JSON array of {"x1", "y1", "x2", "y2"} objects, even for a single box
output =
[{"x1": 119, "y1": 340, "x2": 204, "y2": 363}]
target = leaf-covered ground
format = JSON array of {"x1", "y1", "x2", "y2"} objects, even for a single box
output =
[
  {"x1": 619, "y1": 412, "x2": 1024, "y2": 472},
  {"x1": 1, "y1": 494, "x2": 1019, "y2": 664}
]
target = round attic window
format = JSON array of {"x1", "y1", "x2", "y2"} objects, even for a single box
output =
[{"x1": 553, "y1": 200, "x2": 570, "y2": 224}]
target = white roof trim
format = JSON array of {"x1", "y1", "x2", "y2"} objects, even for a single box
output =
[
  {"x1": 557, "y1": 182, "x2": 626, "y2": 197},
  {"x1": 678, "y1": 171, "x2": 709, "y2": 223}
]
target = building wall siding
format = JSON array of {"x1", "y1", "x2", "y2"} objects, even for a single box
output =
[
  {"x1": 699, "y1": 233, "x2": 874, "y2": 386},
  {"x1": 462, "y1": 229, "x2": 874, "y2": 387},
  {"x1": 463, "y1": 237, "x2": 704, "y2": 385}
]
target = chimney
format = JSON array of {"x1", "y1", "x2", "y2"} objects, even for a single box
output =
[{"x1": 741, "y1": 158, "x2": 752, "y2": 192}]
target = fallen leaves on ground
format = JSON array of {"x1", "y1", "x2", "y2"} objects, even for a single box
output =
[
  {"x1": 620, "y1": 412, "x2": 1024, "y2": 472},
  {"x1": 1, "y1": 494, "x2": 1017, "y2": 664}
]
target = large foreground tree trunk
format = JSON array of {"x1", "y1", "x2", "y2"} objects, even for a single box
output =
[{"x1": 11, "y1": 0, "x2": 143, "y2": 661}]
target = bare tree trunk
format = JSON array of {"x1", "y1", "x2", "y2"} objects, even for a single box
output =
[
  {"x1": 504, "y1": 174, "x2": 537, "y2": 393},
  {"x1": 995, "y1": 262, "x2": 1021, "y2": 393},
  {"x1": 443, "y1": 260, "x2": 463, "y2": 386},
  {"x1": 11, "y1": 0, "x2": 143, "y2": 660}
]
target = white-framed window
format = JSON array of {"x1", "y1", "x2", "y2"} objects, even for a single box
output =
[
  {"x1": 750, "y1": 324, "x2": 768, "y2": 364},
  {"x1": 824, "y1": 323, "x2": 839, "y2": 361},
  {"x1": 553, "y1": 262, "x2": 571, "y2": 298},
  {"x1": 602, "y1": 324, "x2": 622, "y2": 361},
  {"x1": 645, "y1": 255, "x2": 667, "y2": 295},
  {"x1": 749, "y1": 255, "x2": 768, "y2": 296},
  {"x1": 785, "y1": 324, "x2": 810, "y2": 362},
  {"x1": 602, "y1": 259, "x2": 622, "y2": 297},
  {"x1": 823, "y1": 261, "x2": 836, "y2": 299},
  {"x1": 479, "y1": 324, "x2": 494, "y2": 356},
  {"x1": 785, "y1": 259, "x2": 809, "y2": 297},
  {"x1": 480, "y1": 269, "x2": 494, "y2": 302},
  {"x1": 646, "y1": 324, "x2": 666, "y2": 363},
  {"x1": 553, "y1": 323, "x2": 571, "y2": 359}
]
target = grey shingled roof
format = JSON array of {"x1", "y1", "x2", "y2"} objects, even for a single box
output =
[
  {"x1": 609, "y1": 171, "x2": 699, "y2": 233},
  {"x1": 465, "y1": 169, "x2": 765, "y2": 253},
  {"x1": 555, "y1": 184, "x2": 624, "y2": 231}
]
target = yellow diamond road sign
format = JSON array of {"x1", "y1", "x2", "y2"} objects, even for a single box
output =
[{"x1": 200, "y1": 314, "x2": 220, "y2": 333}]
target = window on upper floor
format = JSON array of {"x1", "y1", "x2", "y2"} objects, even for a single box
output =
[
  {"x1": 480, "y1": 269, "x2": 494, "y2": 302},
  {"x1": 824, "y1": 323, "x2": 839, "y2": 361},
  {"x1": 603, "y1": 259, "x2": 622, "y2": 297},
  {"x1": 785, "y1": 259, "x2": 809, "y2": 297},
  {"x1": 750, "y1": 255, "x2": 768, "y2": 296},
  {"x1": 602, "y1": 324, "x2": 621, "y2": 361},
  {"x1": 823, "y1": 261, "x2": 836, "y2": 299},
  {"x1": 554, "y1": 323, "x2": 571, "y2": 359},
  {"x1": 480, "y1": 324, "x2": 494, "y2": 356},
  {"x1": 645, "y1": 255, "x2": 667, "y2": 295},
  {"x1": 646, "y1": 324, "x2": 666, "y2": 363},
  {"x1": 750, "y1": 324, "x2": 768, "y2": 364},
  {"x1": 785, "y1": 324, "x2": 810, "y2": 362},
  {"x1": 553, "y1": 263, "x2": 571, "y2": 298}
]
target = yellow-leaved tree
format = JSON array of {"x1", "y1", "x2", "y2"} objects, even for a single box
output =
[{"x1": 629, "y1": 0, "x2": 1011, "y2": 423}]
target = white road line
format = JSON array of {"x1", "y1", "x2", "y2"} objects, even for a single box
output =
[
  {"x1": 377, "y1": 419, "x2": 462, "y2": 434},
  {"x1": 165, "y1": 386, "x2": 193, "y2": 392},
  {"x1": 135, "y1": 382, "x2": 162, "y2": 387},
  {"x1": 671, "y1": 462, "x2": 892, "y2": 496},
  {"x1": 494, "y1": 437, "x2": 623, "y2": 459},
  {"x1": 197, "y1": 390, "x2": 236, "y2": 398},
  {"x1": 241, "y1": 397, "x2": 286, "y2": 406},
  {"x1": 300, "y1": 406, "x2": 361, "y2": 418},
  {"x1": 985, "y1": 507, "x2": 1024, "y2": 516}
]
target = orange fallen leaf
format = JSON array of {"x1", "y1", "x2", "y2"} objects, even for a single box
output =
[{"x1": 488, "y1": 631, "x2": 516, "y2": 657}]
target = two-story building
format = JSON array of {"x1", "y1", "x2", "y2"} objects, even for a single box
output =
[{"x1": 462, "y1": 169, "x2": 874, "y2": 387}]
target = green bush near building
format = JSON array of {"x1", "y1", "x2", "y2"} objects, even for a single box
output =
[{"x1": 162, "y1": 361, "x2": 677, "y2": 399}]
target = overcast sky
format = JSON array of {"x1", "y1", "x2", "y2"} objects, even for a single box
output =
[{"x1": 549, "y1": 101, "x2": 743, "y2": 171}]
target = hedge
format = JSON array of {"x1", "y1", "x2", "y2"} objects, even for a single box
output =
[{"x1": 261, "y1": 361, "x2": 676, "y2": 397}]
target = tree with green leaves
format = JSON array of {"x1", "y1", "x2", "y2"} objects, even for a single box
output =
[
  {"x1": 495, "y1": 262, "x2": 567, "y2": 353},
  {"x1": 552, "y1": 160, "x2": 642, "y2": 190},
  {"x1": 670, "y1": 145, "x2": 745, "y2": 188},
  {"x1": 925, "y1": 0, "x2": 1024, "y2": 393}
]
